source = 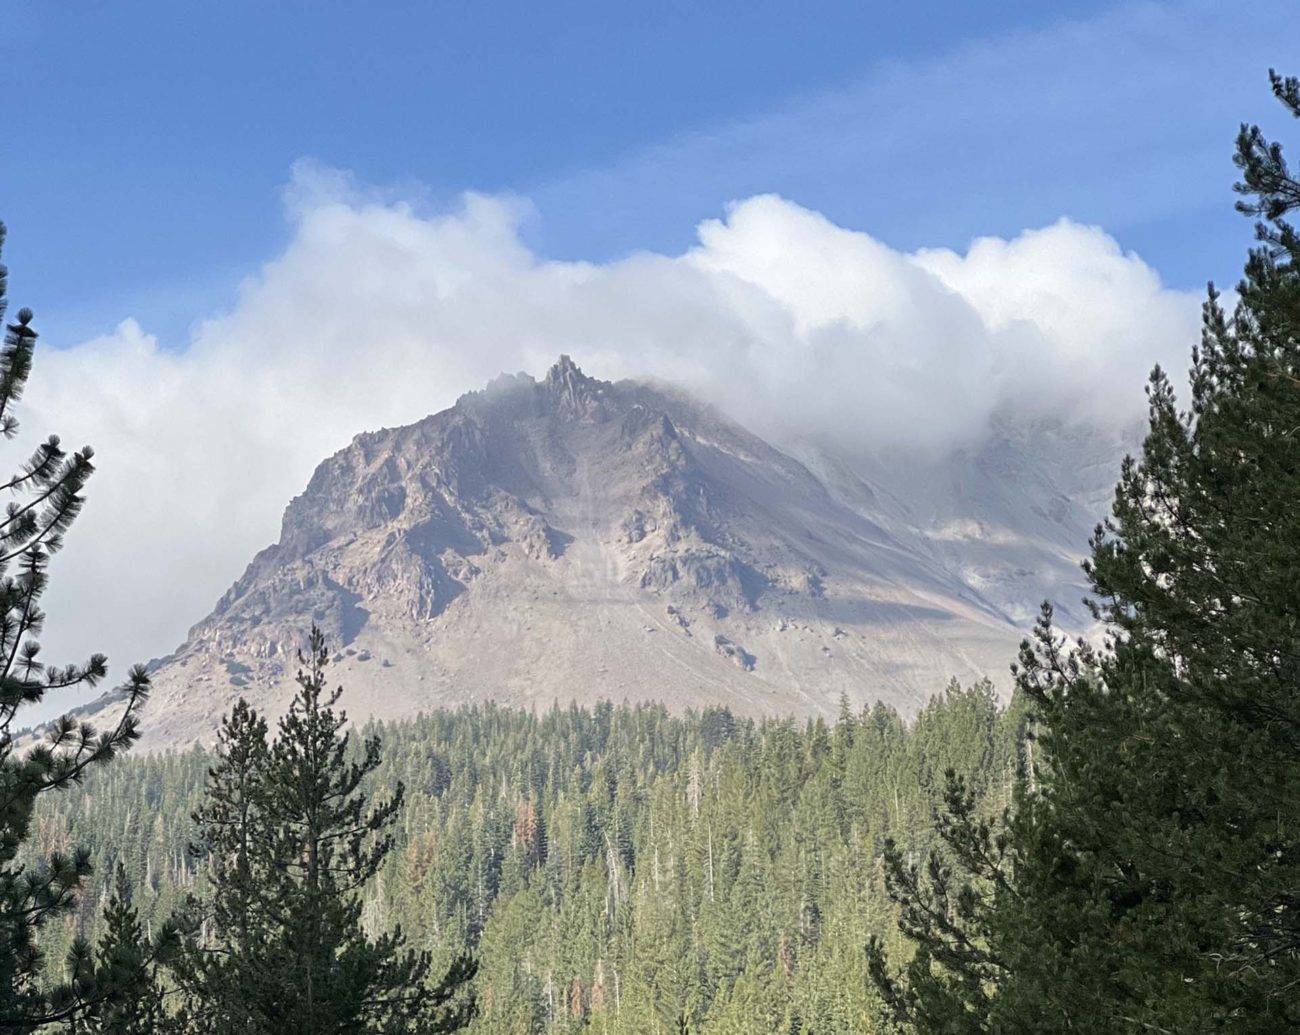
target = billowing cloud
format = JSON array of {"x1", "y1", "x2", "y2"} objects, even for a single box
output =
[{"x1": 18, "y1": 167, "x2": 1200, "y2": 706}]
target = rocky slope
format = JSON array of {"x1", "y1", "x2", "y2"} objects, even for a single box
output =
[{"x1": 118, "y1": 357, "x2": 1124, "y2": 748}]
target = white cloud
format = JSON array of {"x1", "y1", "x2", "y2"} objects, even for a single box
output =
[
  {"x1": 19, "y1": 172, "x2": 1200, "y2": 707},
  {"x1": 528, "y1": 0, "x2": 1299, "y2": 290}
]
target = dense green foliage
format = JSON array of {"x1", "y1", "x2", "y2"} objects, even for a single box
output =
[
  {"x1": 869, "y1": 71, "x2": 1300, "y2": 1034},
  {"x1": 22, "y1": 71, "x2": 1300, "y2": 1035},
  {"x1": 66, "y1": 866, "x2": 176, "y2": 1034},
  {"x1": 29, "y1": 685, "x2": 1021, "y2": 1033},
  {"x1": 177, "y1": 629, "x2": 475, "y2": 1034},
  {"x1": 0, "y1": 225, "x2": 151, "y2": 1031}
]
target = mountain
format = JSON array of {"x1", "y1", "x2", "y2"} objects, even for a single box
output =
[{"x1": 120, "y1": 357, "x2": 1126, "y2": 749}]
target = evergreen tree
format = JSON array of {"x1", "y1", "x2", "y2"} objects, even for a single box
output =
[
  {"x1": 0, "y1": 225, "x2": 151, "y2": 1030},
  {"x1": 869, "y1": 70, "x2": 1300, "y2": 1034},
  {"x1": 180, "y1": 627, "x2": 475, "y2": 1034},
  {"x1": 23, "y1": 680, "x2": 1021, "y2": 1035},
  {"x1": 62, "y1": 867, "x2": 178, "y2": 1035}
]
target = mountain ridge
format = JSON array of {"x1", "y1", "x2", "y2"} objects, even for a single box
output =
[{"x1": 88, "y1": 356, "x2": 1120, "y2": 750}]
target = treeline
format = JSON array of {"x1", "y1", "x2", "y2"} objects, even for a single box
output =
[
  {"x1": 32, "y1": 685, "x2": 1022, "y2": 1034},
  {"x1": 12, "y1": 58, "x2": 1299, "y2": 1035}
]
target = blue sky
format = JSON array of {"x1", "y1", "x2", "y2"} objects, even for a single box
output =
[
  {"x1": 7, "y1": 0, "x2": 1299, "y2": 693},
  {"x1": 6, "y1": 0, "x2": 1294, "y2": 348}
]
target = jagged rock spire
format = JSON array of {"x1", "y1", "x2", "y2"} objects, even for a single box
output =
[{"x1": 544, "y1": 354, "x2": 606, "y2": 421}]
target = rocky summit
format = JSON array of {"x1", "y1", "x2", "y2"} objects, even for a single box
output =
[{"x1": 116, "y1": 357, "x2": 1123, "y2": 749}]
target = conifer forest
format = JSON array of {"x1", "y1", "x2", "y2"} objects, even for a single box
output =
[
  {"x1": 3, "y1": 19, "x2": 1300, "y2": 1034},
  {"x1": 29, "y1": 688, "x2": 1018, "y2": 1034}
]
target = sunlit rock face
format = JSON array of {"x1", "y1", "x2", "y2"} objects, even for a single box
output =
[{"x1": 123, "y1": 356, "x2": 1118, "y2": 749}]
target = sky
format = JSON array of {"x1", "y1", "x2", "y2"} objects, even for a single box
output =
[{"x1": 0, "y1": 0, "x2": 1296, "y2": 707}]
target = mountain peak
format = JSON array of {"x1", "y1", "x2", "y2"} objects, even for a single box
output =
[
  {"x1": 544, "y1": 353, "x2": 586, "y2": 382},
  {"x1": 543, "y1": 354, "x2": 608, "y2": 421},
  {"x1": 104, "y1": 360, "x2": 1113, "y2": 750}
]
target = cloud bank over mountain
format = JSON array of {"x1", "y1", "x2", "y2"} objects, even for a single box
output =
[{"x1": 22, "y1": 167, "x2": 1199, "y2": 698}]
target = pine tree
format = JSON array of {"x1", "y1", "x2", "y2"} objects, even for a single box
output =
[
  {"x1": 869, "y1": 70, "x2": 1300, "y2": 1034},
  {"x1": 0, "y1": 225, "x2": 151, "y2": 1030},
  {"x1": 62, "y1": 866, "x2": 178, "y2": 1035},
  {"x1": 15, "y1": 671, "x2": 1029, "y2": 1035},
  {"x1": 180, "y1": 627, "x2": 476, "y2": 1035}
]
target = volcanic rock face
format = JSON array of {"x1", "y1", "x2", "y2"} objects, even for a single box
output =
[{"x1": 134, "y1": 357, "x2": 1121, "y2": 748}]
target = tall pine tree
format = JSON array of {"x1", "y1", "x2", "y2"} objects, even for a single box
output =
[
  {"x1": 0, "y1": 224, "x2": 151, "y2": 1031},
  {"x1": 60, "y1": 866, "x2": 179, "y2": 1035},
  {"x1": 869, "y1": 70, "x2": 1300, "y2": 1034},
  {"x1": 180, "y1": 627, "x2": 476, "y2": 1035}
]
